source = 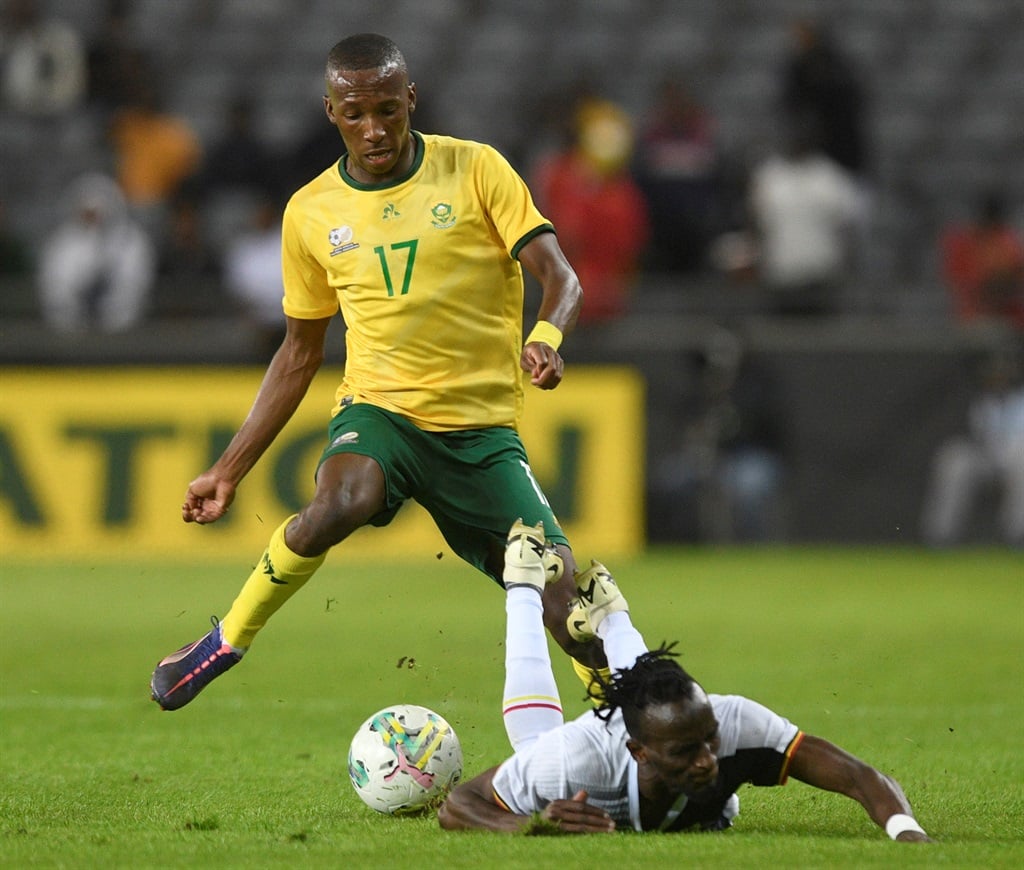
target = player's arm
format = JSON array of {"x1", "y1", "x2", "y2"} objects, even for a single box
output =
[
  {"x1": 517, "y1": 231, "x2": 582, "y2": 390},
  {"x1": 786, "y1": 734, "x2": 933, "y2": 842},
  {"x1": 182, "y1": 315, "x2": 331, "y2": 524},
  {"x1": 437, "y1": 766, "x2": 615, "y2": 834}
]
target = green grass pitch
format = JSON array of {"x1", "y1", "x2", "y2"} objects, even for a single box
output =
[{"x1": 2, "y1": 547, "x2": 1022, "y2": 868}]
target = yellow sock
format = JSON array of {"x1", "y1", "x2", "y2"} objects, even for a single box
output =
[
  {"x1": 571, "y1": 657, "x2": 611, "y2": 705},
  {"x1": 220, "y1": 515, "x2": 327, "y2": 648}
]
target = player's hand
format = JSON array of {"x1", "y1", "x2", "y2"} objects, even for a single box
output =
[
  {"x1": 540, "y1": 790, "x2": 615, "y2": 833},
  {"x1": 182, "y1": 472, "x2": 237, "y2": 524},
  {"x1": 521, "y1": 341, "x2": 564, "y2": 390}
]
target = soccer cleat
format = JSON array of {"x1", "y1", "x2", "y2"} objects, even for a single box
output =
[
  {"x1": 504, "y1": 518, "x2": 561, "y2": 592},
  {"x1": 150, "y1": 616, "x2": 244, "y2": 711},
  {"x1": 566, "y1": 597, "x2": 594, "y2": 643},
  {"x1": 566, "y1": 560, "x2": 628, "y2": 640},
  {"x1": 541, "y1": 543, "x2": 564, "y2": 585}
]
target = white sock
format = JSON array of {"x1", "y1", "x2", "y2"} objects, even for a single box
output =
[
  {"x1": 502, "y1": 587, "x2": 563, "y2": 752},
  {"x1": 596, "y1": 610, "x2": 648, "y2": 672}
]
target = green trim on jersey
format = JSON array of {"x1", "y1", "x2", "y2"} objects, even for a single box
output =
[
  {"x1": 512, "y1": 223, "x2": 556, "y2": 260},
  {"x1": 338, "y1": 131, "x2": 428, "y2": 191}
]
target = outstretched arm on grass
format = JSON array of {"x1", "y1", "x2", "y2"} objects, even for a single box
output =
[{"x1": 787, "y1": 735, "x2": 933, "y2": 842}]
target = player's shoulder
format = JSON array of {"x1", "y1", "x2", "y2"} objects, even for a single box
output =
[
  {"x1": 710, "y1": 693, "x2": 781, "y2": 721},
  {"x1": 710, "y1": 694, "x2": 797, "y2": 752},
  {"x1": 420, "y1": 132, "x2": 512, "y2": 170},
  {"x1": 420, "y1": 131, "x2": 489, "y2": 153},
  {"x1": 285, "y1": 162, "x2": 344, "y2": 209}
]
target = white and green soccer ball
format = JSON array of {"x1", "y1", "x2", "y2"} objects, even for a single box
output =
[{"x1": 347, "y1": 704, "x2": 463, "y2": 814}]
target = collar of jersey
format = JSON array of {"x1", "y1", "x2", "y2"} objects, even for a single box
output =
[{"x1": 337, "y1": 130, "x2": 425, "y2": 191}]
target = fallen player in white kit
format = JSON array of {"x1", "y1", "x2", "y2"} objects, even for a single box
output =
[{"x1": 438, "y1": 521, "x2": 932, "y2": 842}]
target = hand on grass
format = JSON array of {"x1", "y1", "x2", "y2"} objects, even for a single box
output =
[{"x1": 537, "y1": 790, "x2": 615, "y2": 833}]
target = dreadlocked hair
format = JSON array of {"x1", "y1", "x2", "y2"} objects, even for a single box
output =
[{"x1": 591, "y1": 643, "x2": 699, "y2": 735}]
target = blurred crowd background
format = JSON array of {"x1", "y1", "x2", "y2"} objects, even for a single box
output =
[{"x1": 2, "y1": 0, "x2": 1022, "y2": 547}]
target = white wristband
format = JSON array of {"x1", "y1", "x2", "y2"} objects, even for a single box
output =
[{"x1": 885, "y1": 813, "x2": 926, "y2": 840}]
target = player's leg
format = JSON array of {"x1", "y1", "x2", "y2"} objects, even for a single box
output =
[
  {"x1": 501, "y1": 519, "x2": 564, "y2": 751},
  {"x1": 418, "y1": 427, "x2": 614, "y2": 694},
  {"x1": 150, "y1": 506, "x2": 335, "y2": 712},
  {"x1": 219, "y1": 451, "x2": 385, "y2": 647},
  {"x1": 151, "y1": 410, "x2": 398, "y2": 710},
  {"x1": 219, "y1": 405, "x2": 420, "y2": 649}
]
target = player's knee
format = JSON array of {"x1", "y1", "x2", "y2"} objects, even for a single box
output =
[{"x1": 291, "y1": 494, "x2": 378, "y2": 553}]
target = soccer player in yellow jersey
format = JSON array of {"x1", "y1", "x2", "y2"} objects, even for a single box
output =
[{"x1": 151, "y1": 33, "x2": 611, "y2": 710}]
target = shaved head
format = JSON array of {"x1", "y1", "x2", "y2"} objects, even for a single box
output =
[{"x1": 325, "y1": 33, "x2": 407, "y2": 84}]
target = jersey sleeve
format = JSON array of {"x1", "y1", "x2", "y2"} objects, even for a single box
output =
[
  {"x1": 490, "y1": 729, "x2": 570, "y2": 815},
  {"x1": 712, "y1": 694, "x2": 802, "y2": 787},
  {"x1": 280, "y1": 196, "x2": 340, "y2": 320},
  {"x1": 473, "y1": 144, "x2": 554, "y2": 260}
]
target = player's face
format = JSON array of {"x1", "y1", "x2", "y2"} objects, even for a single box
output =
[
  {"x1": 324, "y1": 65, "x2": 417, "y2": 185},
  {"x1": 632, "y1": 693, "x2": 720, "y2": 796}
]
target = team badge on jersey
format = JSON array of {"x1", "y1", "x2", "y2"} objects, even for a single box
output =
[
  {"x1": 329, "y1": 226, "x2": 358, "y2": 256},
  {"x1": 430, "y1": 202, "x2": 456, "y2": 229}
]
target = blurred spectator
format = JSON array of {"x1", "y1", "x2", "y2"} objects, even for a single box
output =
[
  {"x1": 746, "y1": 117, "x2": 863, "y2": 316},
  {"x1": 107, "y1": 74, "x2": 203, "y2": 234},
  {"x1": 222, "y1": 191, "x2": 286, "y2": 360},
  {"x1": 634, "y1": 75, "x2": 724, "y2": 273},
  {"x1": 0, "y1": 0, "x2": 86, "y2": 116},
  {"x1": 780, "y1": 18, "x2": 873, "y2": 291},
  {"x1": 649, "y1": 330, "x2": 789, "y2": 543},
  {"x1": 37, "y1": 172, "x2": 156, "y2": 332},
  {"x1": 920, "y1": 347, "x2": 1024, "y2": 547},
  {"x1": 85, "y1": 0, "x2": 145, "y2": 118},
  {"x1": 532, "y1": 97, "x2": 649, "y2": 325},
  {"x1": 187, "y1": 92, "x2": 282, "y2": 256},
  {"x1": 941, "y1": 192, "x2": 1024, "y2": 331},
  {"x1": 781, "y1": 18, "x2": 869, "y2": 179}
]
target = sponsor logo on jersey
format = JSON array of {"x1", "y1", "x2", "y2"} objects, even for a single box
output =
[
  {"x1": 330, "y1": 431, "x2": 360, "y2": 447},
  {"x1": 329, "y1": 225, "x2": 359, "y2": 256}
]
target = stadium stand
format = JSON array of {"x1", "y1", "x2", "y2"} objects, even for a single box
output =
[{"x1": 1, "y1": 0, "x2": 1021, "y2": 328}]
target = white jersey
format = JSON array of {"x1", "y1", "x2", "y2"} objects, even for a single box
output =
[{"x1": 492, "y1": 694, "x2": 802, "y2": 832}]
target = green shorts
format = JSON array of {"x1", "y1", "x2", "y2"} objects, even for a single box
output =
[{"x1": 318, "y1": 403, "x2": 568, "y2": 584}]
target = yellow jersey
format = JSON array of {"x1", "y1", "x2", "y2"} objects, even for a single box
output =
[{"x1": 281, "y1": 131, "x2": 553, "y2": 431}]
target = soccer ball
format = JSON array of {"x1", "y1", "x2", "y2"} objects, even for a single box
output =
[{"x1": 347, "y1": 704, "x2": 463, "y2": 814}]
